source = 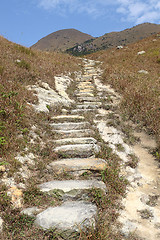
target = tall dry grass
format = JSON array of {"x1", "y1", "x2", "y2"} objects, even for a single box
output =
[
  {"x1": 89, "y1": 34, "x2": 160, "y2": 151},
  {"x1": 0, "y1": 36, "x2": 80, "y2": 158}
]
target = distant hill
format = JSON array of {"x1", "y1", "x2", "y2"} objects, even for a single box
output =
[
  {"x1": 66, "y1": 23, "x2": 160, "y2": 55},
  {"x1": 31, "y1": 29, "x2": 94, "y2": 52}
]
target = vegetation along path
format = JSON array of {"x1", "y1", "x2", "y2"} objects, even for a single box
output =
[{"x1": 1, "y1": 58, "x2": 160, "y2": 239}]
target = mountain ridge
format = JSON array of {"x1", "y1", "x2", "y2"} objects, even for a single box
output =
[
  {"x1": 31, "y1": 23, "x2": 160, "y2": 55},
  {"x1": 31, "y1": 28, "x2": 94, "y2": 52}
]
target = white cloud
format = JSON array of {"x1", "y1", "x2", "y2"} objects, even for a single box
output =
[
  {"x1": 37, "y1": 0, "x2": 160, "y2": 24},
  {"x1": 117, "y1": 0, "x2": 160, "y2": 23}
]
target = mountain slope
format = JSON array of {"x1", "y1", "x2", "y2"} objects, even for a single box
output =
[
  {"x1": 67, "y1": 23, "x2": 160, "y2": 55},
  {"x1": 89, "y1": 32, "x2": 160, "y2": 149},
  {"x1": 31, "y1": 28, "x2": 94, "y2": 52}
]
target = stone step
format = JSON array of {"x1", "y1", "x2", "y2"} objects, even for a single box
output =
[
  {"x1": 54, "y1": 137, "x2": 97, "y2": 145},
  {"x1": 51, "y1": 115, "x2": 85, "y2": 122},
  {"x1": 77, "y1": 82, "x2": 94, "y2": 88},
  {"x1": 76, "y1": 90, "x2": 94, "y2": 94},
  {"x1": 77, "y1": 76, "x2": 92, "y2": 81},
  {"x1": 39, "y1": 179, "x2": 107, "y2": 193},
  {"x1": 71, "y1": 109, "x2": 97, "y2": 114},
  {"x1": 54, "y1": 144, "x2": 100, "y2": 158},
  {"x1": 84, "y1": 66, "x2": 94, "y2": 70},
  {"x1": 35, "y1": 201, "x2": 97, "y2": 231},
  {"x1": 78, "y1": 82, "x2": 93, "y2": 86},
  {"x1": 49, "y1": 157, "x2": 107, "y2": 174},
  {"x1": 77, "y1": 86, "x2": 94, "y2": 90},
  {"x1": 76, "y1": 92, "x2": 94, "y2": 97},
  {"x1": 50, "y1": 122, "x2": 90, "y2": 130},
  {"x1": 84, "y1": 70, "x2": 97, "y2": 75},
  {"x1": 53, "y1": 129, "x2": 95, "y2": 138},
  {"x1": 76, "y1": 104, "x2": 100, "y2": 109},
  {"x1": 77, "y1": 97, "x2": 99, "y2": 102},
  {"x1": 80, "y1": 101, "x2": 101, "y2": 106}
]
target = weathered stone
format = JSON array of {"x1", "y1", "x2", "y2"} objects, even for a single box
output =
[
  {"x1": 27, "y1": 81, "x2": 72, "y2": 113},
  {"x1": 82, "y1": 101, "x2": 101, "y2": 106},
  {"x1": 54, "y1": 144, "x2": 100, "y2": 158},
  {"x1": 71, "y1": 109, "x2": 96, "y2": 114},
  {"x1": 0, "y1": 217, "x2": 3, "y2": 232},
  {"x1": 77, "y1": 75, "x2": 92, "y2": 81},
  {"x1": 54, "y1": 137, "x2": 97, "y2": 145},
  {"x1": 137, "y1": 51, "x2": 145, "y2": 55},
  {"x1": 39, "y1": 179, "x2": 107, "y2": 192},
  {"x1": 53, "y1": 129, "x2": 95, "y2": 138},
  {"x1": 35, "y1": 201, "x2": 97, "y2": 231},
  {"x1": 78, "y1": 89, "x2": 93, "y2": 94},
  {"x1": 138, "y1": 70, "x2": 149, "y2": 74},
  {"x1": 77, "y1": 97, "x2": 99, "y2": 102},
  {"x1": 8, "y1": 186, "x2": 23, "y2": 208},
  {"x1": 0, "y1": 165, "x2": 6, "y2": 172},
  {"x1": 51, "y1": 115, "x2": 84, "y2": 121},
  {"x1": 50, "y1": 122, "x2": 90, "y2": 130},
  {"x1": 76, "y1": 104, "x2": 100, "y2": 109},
  {"x1": 21, "y1": 207, "x2": 41, "y2": 216},
  {"x1": 76, "y1": 92, "x2": 94, "y2": 97},
  {"x1": 49, "y1": 157, "x2": 107, "y2": 173},
  {"x1": 78, "y1": 84, "x2": 94, "y2": 89}
]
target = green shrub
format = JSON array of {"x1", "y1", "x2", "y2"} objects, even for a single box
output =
[{"x1": 16, "y1": 60, "x2": 31, "y2": 70}]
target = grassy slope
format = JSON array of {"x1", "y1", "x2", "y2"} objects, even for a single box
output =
[
  {"x1": 0, "y1": 36, "x2": 79, "y2": 159},
  {"x1": 89, "y1": 33, "x2": 160, "y2": 151}
]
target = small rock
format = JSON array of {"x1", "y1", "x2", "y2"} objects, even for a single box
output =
[
  {"x1": 0, "y1": 165, "x2": 6, "y2": 172},
  {"x1": 0, "y1": 217, "x2": 3, "y2": 232},
  {"x1": 21, "y1": 207, "x2": 41, "y2": 216},
  {"x1": 137, "y1": 51, "x2": 145, "y2": 55},
  {"x1": 117, "y1": 46, "x2": 123, "y2": 49},
  {"x1": 120, "y1": 219, "x2": 137, "y2": 237},
  {"x1": 8, "y1": 186, "x2": 23, "y2": 208},
  {"x1": 15, "y1": 59, "x2": 21, "y2": 63},
  {"x1": 138, "y1": 70, "x2": 149, "y2": 74}
]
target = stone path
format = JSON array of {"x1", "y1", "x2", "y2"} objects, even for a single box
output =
[
  {"x1": 19, "y1": 58, "x2": 160, "y2": 239},
  {"x1": 34, "y1": 59, "x2": 108, "y2": 235}
]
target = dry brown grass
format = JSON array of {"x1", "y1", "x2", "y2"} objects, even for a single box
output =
[
  {"x1": 0, "y1": 36, "x2": 80, "y2": 159},
  {"x1": 89, "y1": 33, "x2": 160, "y2": 151}
]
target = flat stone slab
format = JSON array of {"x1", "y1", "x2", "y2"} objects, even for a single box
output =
[
  {"x1": 71, "y1": 109, "x2": 97, "y2": 114},
  {"x1": 0, "y1": 217, "x2": 3, "y2": 232},
  {"x1": 77, "y1": 97, "x2": 99, "y2": 102},
  {"x1": 78, "y1": 89, "x2": 94, "y2": 93},
  {"x1": 53, "y1": 129, "x2": 95, "y2": 138},
  {"x1": 76, "y1": 104, "x2": 100, "y2": 109},
  {"x1": 82, "y1": 102, "x2": 101, "y2": 106},
  {"x1": 51, "y1": 115, "x2": 85, "y2": 122},
  {"x1": 39, "y1": 180, "x2": 107, "y2": 192},
  {"x1": 49, "y1": 158, "x2": 107, "y2": 173},
  {"x1": 77, "y1": 76, "x2": 92, "y2": 81},
  {"x1": 54, "y1": 137, "x2": 97, "y2": 145},
  {"x1": 35, "y1": 201, "x2": 97, "y2": 231},
  {"x1": 54, "y1": 144, "x2": 100, "y2": 158},
  {"x1": 21, "y1": 207, "x2": 41, "y2": 216},
  {"x1": 76, "y1": 93, "x2": 94, "y2": 97},
  {"x1": 78, "y1": 82, "x2": 93, "y2": 87},
  {"x1": 50, "y1": 122, "x2": 90, "y2": 130}
]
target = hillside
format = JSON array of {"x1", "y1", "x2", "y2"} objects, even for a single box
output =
[
  {"x1": 31, "y1": 28, "x2": 94, "y2": 52},
  {"x1": 0, "y1": 33, "x2": 160, "y2": 240},
  {"x1": 67, "y1": 22, "x2": 160, "y2": 55},
  {"x1": 0, "y1": 35, "x2": 79, "y2": 160},
  {"x1": 88, "y1": 33, "x2": 160, "y2": 149}
]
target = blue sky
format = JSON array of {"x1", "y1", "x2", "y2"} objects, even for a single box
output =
[{"x1": 0, "y1": 0, "x2": 160, "y2": 47}]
